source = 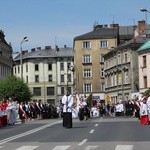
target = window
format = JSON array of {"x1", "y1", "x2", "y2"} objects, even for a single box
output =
[
  {"x1": 61, "y1": 87, "x2": 65, "y2": 95},
  {"x1": 48, "y1": 75, "x2": 52, "y2": 82},
  {"x1": 100, "y1": 40, "x2": 108, "y2": 48},
  {"x1": 67, "y1": 87, "x2": 71, "y2": 94},
  {"x1": 101, "y1": 68, "x2": 104, "y2": 77},
  {"x1": 33, "y1": 87, "x2": 41, "y2": 96},
  {"x1": 101, "y1": 83, "x2": 105, "y2": 91},
  {"x1": 18, "y1": 66, "x2": 20, "y2": 74},
  {"x1": 124, "y1": 53, "x2": 128, "y2": 63},
  {"x1": 15, "y1": 67, "x2": 16, "y2": 74},
  {"x1": 117, "y1": 54, "x2": 121, "y2": 64},
  {"x1": 144, "y1": 76, "x2": 147, "y2": 88},
  {"x1": 35, "y1": 64, "x2": 39, "y2": 71},
  {"x1": 26, "y1": 64, "x2": 28, "y2": 72},
  {"x1": 60, "y1": 62, "x2": 64, "y2": 71},
  {"x1": 83, "y1": 69, "x2": 91, "y2": 78},
  {"x1": 26, "y1": 76, "x2": 28, "y2": 83},
  {"x1": 68, "y1": 74, "x2": 71, "y2": 82},
  {"x1": 67, "y1": 62, "x2": 71, "y2": 70},
  {"x1": 124, "y1": 71, "x2": 129, "y2": 84},
  {"x1": 48, "y1": 63, "x2": 52, "y2": 70},
  {"x1": 47, "y1": 87, "x2": 55, "y2": 95},
  {"x1": 83, "y1": 55, "x2": 91, "y2": 63},
  {"x1": 35, "y1": 75, "x2": 39, "y2": 82},
  {"x1": 61, "y1": 75, "x2": 64, "y2": 82},
  {"x1": 83, "y1": 41, "x2": 91, "y2": 49},
  {"x1": 143, "y1": 55, "x2": 147, "y2": 68},
  {"x1": 84, "y1": 84, "x2": 92, "y2": 92}
]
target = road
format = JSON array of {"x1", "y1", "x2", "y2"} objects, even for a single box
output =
[{"x1": 0, "y1": 116, "x2": 150, "y2": 150}]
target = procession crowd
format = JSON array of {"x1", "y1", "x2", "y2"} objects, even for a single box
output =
[
  {"x1": 0, "y1": 92, "x2": 150, "y2": 127},
  {"x1": 78, "y1": 93, "x2": 150, "y2": 126},
  {"x1": 0, "y1": 98, "x2": 60, "y2": 127}
]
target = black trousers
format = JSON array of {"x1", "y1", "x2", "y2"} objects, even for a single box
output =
[{"x1": 63, "y1": 112, "x2": 72, "y2": 128}]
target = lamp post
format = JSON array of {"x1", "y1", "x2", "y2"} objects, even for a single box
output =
[
  {"x1": 140, "y1": 8, "x2": 150, "y2": 22},
  {"x1": 20, "y1": 37, "x2": 28, "y2": 80}
]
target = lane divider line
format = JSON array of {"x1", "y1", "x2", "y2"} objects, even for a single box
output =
[
  {"x1": 95, "y1": 123, "x2": 98, "y2": 126},
  {"x1": 0, "y1": 120, "x2": 62, "y2": 145},
  {"x1": 78, "y1": 139, "x2": 87, "y2": 146},
  {"x1": 90, "y1": 129, "x2": 94, "y2": 133}
]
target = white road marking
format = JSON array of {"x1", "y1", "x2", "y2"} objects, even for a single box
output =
[
  {"x1": 51, "y1": 145, "x2": 70, "y2": 150},
  {"x1": 90, "y1": 129, "x2": 94, "y2": 133},
  {"x1": 85, "y1": 145, "x2": 99, "y2": 150},
  {"x1": 15, "y1": 146, "x2": 38, "y2": 150},
  {"x1": 78, "y1": 139, "x2": 88, "y2": 146},
  {"x1": 0, "y1": 146, "x2": 3, "y2": 149},
  {"x1": 0, "y1": 120, "x2": 61, "y2": 145},
  {"x1": 95, "y1": 123, "x2": 98, "y2": 126},
  {"x1": 115, "y1": 145, "x2": 133, "y2": 150}
]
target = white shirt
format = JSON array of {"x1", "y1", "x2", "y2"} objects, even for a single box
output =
[{"x1": 62, "y1": 94, "x2": 73, "y2": 113}]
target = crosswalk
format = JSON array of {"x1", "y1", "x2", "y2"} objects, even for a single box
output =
[{"x1": 0, "y1": 144, "x2": 134, "y2": 150}]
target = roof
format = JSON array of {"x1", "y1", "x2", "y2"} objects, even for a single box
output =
[
  {"x1": 137, "y1": 39, "x2": 150, "y2": 52},
  {"x1": 74, "y1": 28, "x2": 118, "y2": 40},
  {"x1": 13, "y1": 47, "x2": 73, "y2": 61},
  {"x1": 117, "y1": 36, "x2": 148, "y2": 48}
]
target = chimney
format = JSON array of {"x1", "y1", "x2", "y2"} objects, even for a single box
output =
[
  {"x1": 31, "y1": 48, "x2": 36, "y2": 52},
  {"x1": 45, "y1": 46, "x2": 51, "y2": 49},
  {"x1": 104, "y1": 24, "x2": 108, "y2": 28},
  {"x1": 110, "y1": 23, "x2": 119, "y2": 29},
  {"x1": 94, "y1": 25, "x2": 103, "y2": 30},
  {"x1": 22, "y1": 50, "x2": 28, "y2": 55},
  {"x1": 137, "y1": 20, "x2": 146, "y2": 36},
  {"x1": 36, "y1": 47, "x2": 41, "y2": 50},
  {"x1": 64, "y1": 45, "x2": 67, "y2": 48}
]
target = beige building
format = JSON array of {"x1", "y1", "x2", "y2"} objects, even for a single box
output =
[
  {"x1": 137, "y1": 40, "x2": 150, "y2": 94},
  {"x1": 0, "y1": 30, "x2": 13, "y2": 81},
  {"x1": 13, "y1": 45, "x2": 74, "y2": 104},
  {"x1": 73, "y1": 24, "x2": 119, "y2": 101}
]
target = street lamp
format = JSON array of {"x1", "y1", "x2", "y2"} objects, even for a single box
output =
[
  {"x1": 20, "y1": 37, "x2": 28, "y2": 80},
  {"x1": 140, "y1": 8, "x2": 150, "y2": 37},
  {"x1": 140, "y1": 8, "x2": 150, "y2": 23}
]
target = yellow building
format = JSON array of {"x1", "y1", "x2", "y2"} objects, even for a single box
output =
[{"x1": 73, "y1": 24, "x2": 119, "y2": 101}]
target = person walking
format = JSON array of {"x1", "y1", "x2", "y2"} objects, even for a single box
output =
[
  {"x1": 62, "y1": 91, "x2": 74, "y2": 128},
  {"x1": 139, "y1": 96, "x2": 149, "y2": 125}
]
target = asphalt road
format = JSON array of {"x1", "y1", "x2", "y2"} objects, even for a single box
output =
[{"x1": 0, "y1": 116, "x2": 150, "y2": 150}]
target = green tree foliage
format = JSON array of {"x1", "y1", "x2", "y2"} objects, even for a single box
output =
[{"x1": 0, "y1": 76, "x2": 32, "y2": 103}]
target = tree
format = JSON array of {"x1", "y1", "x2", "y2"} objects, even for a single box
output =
[{"x1": 0, "y1": 76, "x2": 32, "y2": 103}]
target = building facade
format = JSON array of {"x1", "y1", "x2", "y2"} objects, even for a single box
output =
[
  {"x1": 73, "y1": 24, "x2": 119, "y2": 101},
  {"x1": 13, "y1": 45, "x2": 74, "y2": 104},
  {"x1": 137, "y1": 40, "x2": 150, "y2": 94},
  {"x1": 0, "y1": 30, "x2": 13, "y2": 81},
  {"x1": 104, "y1": 37, "x2": 148, "y2": 104}
]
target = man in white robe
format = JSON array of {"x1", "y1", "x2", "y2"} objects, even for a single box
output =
[{"x1": 62, "y1": 92, "x2": 73, "y2": 128}]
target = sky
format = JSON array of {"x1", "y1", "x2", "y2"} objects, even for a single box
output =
[{"x1": 1, "y1": 0, "x2": 150, "y2": 52}]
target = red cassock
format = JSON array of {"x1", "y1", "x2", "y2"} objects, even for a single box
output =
[{"x1": 140, "y1": 115, "x2": 149, "y2": 125}]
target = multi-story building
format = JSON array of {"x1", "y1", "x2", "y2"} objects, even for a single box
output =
[
  {"x1": 137, "y1": 39, "x2": 150, "y2": 94},
  {"x1": 73, "y1": 20, "x2": 149, "y2": 104},
  {"x1": 104, "y1": 37, "x2": 148, "y2": 104},
  {"x1": 73, "y1": 24, "x2": 119, "y2": 102},
  {"x1": 0, "y1": 30, "x2": 13, "y2": 81},
  {"x1": 104, "y1": 20, "x2": 149, "y2": 103},
  {"x1": 13, "y1": 45, "x2": 74, "y2": 104}
]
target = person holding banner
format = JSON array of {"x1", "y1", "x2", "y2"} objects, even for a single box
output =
[{"x1": 62, "y1": 91, "x2": 74, "y2": 128}]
